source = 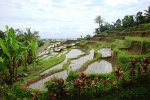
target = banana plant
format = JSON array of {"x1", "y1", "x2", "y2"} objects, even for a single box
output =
[
  {"x1": 0, "y1": 26, "x2": 23, "y2": 83},
  {"x1": 28, "y1": 40, "x2": 38, "y2": 66},
  {"x1": 19, "y1": 44, "x2": 28, "y2": 72},
  {"x1": 0, "y1": 57, "x2": 3, "y2": 62}
]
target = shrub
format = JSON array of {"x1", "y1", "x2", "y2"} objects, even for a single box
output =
[
  {"x1": 66, "y1": 71, "x2": 79, "y2": 82},
  {"x1": 45, "y1": 78, "x2": 66, "y2": 99},
  {"x1": 11, "y1": 83, "x2": 32, "y2": 99},
  {"x1": 0, "y1": 84, "x2": 16, "y2": 100}
]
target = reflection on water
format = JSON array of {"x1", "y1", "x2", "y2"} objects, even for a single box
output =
[
  {"x1": 28, "y1": 70, "x2": 67, "y2": 90},
  {"x1": 28, "y1": 48, "x2": 113, "y2": 90},
  {"x1": 84, "y1": 60, "x2": 112, "y2": 74},
  {"x1": 40, "y1": 49, "x2": 84, "y2": 75},
  {"x1": 28, "y1": 49, "x2": 84, "y2": 90},
  {"x1": 70, "y1": 49, "x2": 94, "y2": 71},
  {"x1": 40, "y1": 59, "x2": 67, "y2": 75},
  {"x1": 99, "y1": 48, "x2": 112, "y2": 58},
  {"x1": 66, "y1": 49, "x2": 84, "y2": 58}
]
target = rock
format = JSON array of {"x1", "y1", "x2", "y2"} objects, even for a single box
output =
[{"x1": 23, "y1": 73, "x2": 28, "y2": 77}]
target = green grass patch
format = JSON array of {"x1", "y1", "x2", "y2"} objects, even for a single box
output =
[
  {"x1": 125, "y1": 36, "x2": 150, "y2": 42},
  {"x1": 22, "y1": 54, "x2": 66, "y2": 82},
  {"x1": 138, "y1": 23, "x2": 150, "y2": 28},
  {"x1": 112, "y1": 37, "x2": 150, "y2": 70}
]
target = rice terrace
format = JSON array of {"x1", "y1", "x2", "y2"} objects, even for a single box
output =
[{"x1": 0, "y1": 0, "x2": 150, "y2": 100}]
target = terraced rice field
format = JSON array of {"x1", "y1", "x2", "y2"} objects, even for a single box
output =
[{"x1": 28, "y1": 48, "x2": 113, "y2": 90}]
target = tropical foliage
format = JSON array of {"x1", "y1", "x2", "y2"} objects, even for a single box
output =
[
  {"x1": 95, "y1": 6, "x2": 150, "y2": 34},
  {"x1": 0, "y1": 26, "x2": 40, "y2": 84}
]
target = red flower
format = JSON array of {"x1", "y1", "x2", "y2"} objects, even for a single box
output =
[
  {"x1": 114, "y1": 66, "x2": 124, "y2": 78},
  {"x1": 93, "y1": 77, "x2": 98, "y2": 83},
  {"x1": 80, "y1": 73, "x2": 86, "y2": 80},
  {"x1": 102, "y1": 79, "x2": 107, "y2": 86},
  {"x1": 51, "y1": 95, "x2": 55, "y2": 100}
]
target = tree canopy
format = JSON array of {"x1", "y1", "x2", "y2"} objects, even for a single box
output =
[{"x1": 94, "y1": 6, "x2": 150, "y2": 34}]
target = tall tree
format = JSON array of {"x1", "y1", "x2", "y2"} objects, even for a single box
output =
[
  {"x1": 114, "y1": 19, "x2": 122, "y2": 28},
  {"x1": 85, "y1": 34, "x2": 91, "y2": 39},
  {"x1": 144, "y1": 6, "x2": 150, "y2": 23},
  {"x1": 99, "y1": 22, "x2": 112, "y2": 32},
  {"x1": 95, "y1": 16, "x2": 103, "y2": 33},
  {"x1": 95, "y1": 28, "x2": 99, "y2": 34},
  {"x1": 135, "y1": 12, "x2": 145, "y2": 25},
  {"x1": 122, "y1": 15, "x2": 135, "y2": 28}
]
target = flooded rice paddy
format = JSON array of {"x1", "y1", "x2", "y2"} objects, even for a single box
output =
[
  {"x1": 28, "y1": 49, "x2": 84, "y2": 90},
  {"x1": 99, "y1": 48, "x2": 112, "y2": 58},
  {"x1": 66, "y1": 49, "x2": 84, "y2": 58},
  {"x1": 28, "y1": 48, "x2": 113, "y2": 90},
  {"x1": 28, "y1": 70, "x2": 68, "y2": 90},
  {"x1": 69, "y1": 49, "x2": 94, "y2": 71},
  {"x1": 40, "y1": 49, "x2": 84, "y2": 75},
  {"x1": 84, "y1": 60, "x2": 112, "y2": 74}
]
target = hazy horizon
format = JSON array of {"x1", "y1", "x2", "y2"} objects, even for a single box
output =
[{"x1": 0, "y1": 0, "x2": 149, "y2": 39}]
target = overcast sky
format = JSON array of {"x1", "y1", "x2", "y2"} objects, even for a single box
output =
[{"x1": 0, "y1": 0, "x2": 149, "y2": 39}]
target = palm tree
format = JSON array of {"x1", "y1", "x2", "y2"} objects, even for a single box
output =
[
  {"x1": 16, "y1": 28, "x2": 39, "y2": 64},
  {"x1": 95, "y1": 16, "x2": 103, "y2": 33},
  {"x1": 24, "y1": 28, "x2": 40, "y2": 41},
  {"x1": 136, "y1": 12, "x2": 145, "y2": 25}
]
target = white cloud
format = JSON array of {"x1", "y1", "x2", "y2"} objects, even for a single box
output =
[
  {"x1": 104, "y1": 0, "x2": 144, "y2": 7},
  {"x1": 0, "y1": 0, "x2": 149, "y2": 39}
]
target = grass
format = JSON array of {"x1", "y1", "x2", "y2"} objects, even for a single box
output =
[
  {"x1": 21, "y1": 54, "x2": 66, "y2": 82},
  {"x1": 111, "y1": 36, "x2": 150, "y2": 71},
  {"x1": 138, "y1": 23, "x2": 150, "y2": 28},
  {"x1": 112, "y1": 36, "x2": 150, "y2": 55},
  {"x1": 78, "y1": 39, "x2": 111, "y2": 50},
  {"x1": 89, "y1": 42, "x2": 111, "y2": 50},
  {"x1": 125, "y1": 36, "x2": 150, "y2": 42},
  {"x1": 94, "y1": 32, "x2": 108, "y2": 37}
]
